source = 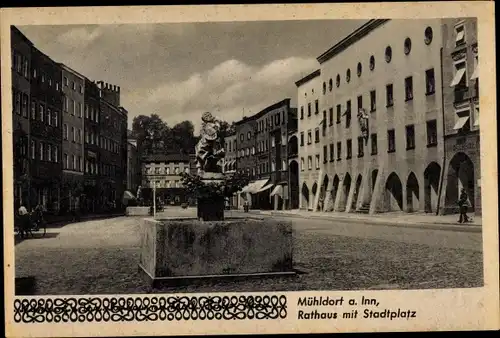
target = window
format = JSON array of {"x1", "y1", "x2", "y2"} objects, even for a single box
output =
[
  {"x1": 73, "y1": 155, "x2": 77, "y2": 170},
  {"x1": 64, "y1": 77, "x2": 68, "y2": 86},
  {"x1": 14, "y1": 91, "x2": 21, "y2": 115},
  {"x1": 64, "y1": 153, "x2": 68, "y2": 169},
  {"x1": 387, "y1": 129, "x2": 396, "y2": 153},
  {"x1": 336, "y1": 74, "x2": 340, "y2": 87},
  {"x1": 425, "y1": 68, "x2": 435, "y2": 95},
  {"x1": 300, "y1": 106, "x2": 304, "y2": 119},
  {"x1": 282, "y1": 160, "x2": 287, "y2": 171},
  {"x1": 424, "y1": 119, "x2": 438, "y2": 147},
  {"x1": 53, "y1": 111, "x2": 58, "y2": 127},
  {"x1": 174, "y1": 167, "x2": 179, "y2": 174},
  {"x1": 357, "y1": 62, "x2": 362, "y2": 77},
  {"x1": 315, "y1": 100, "x2": 319, "y2": 114},
  {"x1": 271, "y1": 138, "x2": 275, "y2": 148},
  {"x1": 405, "y1": 76, "x2": 413, "y2": 101},
  {"x1": 30, "y1": 140, "x2": 36, "y2": 159},
  {"x1": 357, "y1": 137, "x2": 364, "y2": 157},
  {"x1": 404, "y1": 37, "x2": 412, "y2": 55},
  {"x1": 386, "y1": 84, "x2": 394, "y2": 107},
  {"x1": 22, "y1": 58, "x2": 29, "y2": 78},
  {"x1": 247, "y1": 131, "x2": 251, "y2": 140},
  {"x1": 271, "y1": 160, "x2": 276, "y2": 172},
  {"x1": 329, "y1": 108, "x2": 334, "y2": 126},
  {"x1": 166, "y1": 167, "x2": 170, "y2": 175},
  {"x1": 78, "y1": 103, "x2": 82, "y2": 117},
  {"x1": 369, "y1": 55, "x2": 375, "y2": 70},
  {"x1": 315, "y1": 155, "x2": 320, "y2": 169},
  {"x1": 46, "y1": 108, "x2": 51, "y2": 125},
  {"x1": 346, "y1": 69, "x2": 351, "y2": 83},
  {"x1": 78, "y1": 156, "x2": 82, "y2": 171},
  {"x1": 371, "y1": 133, "x2": 378, "y2": 155},
  {"x1": 47, "y1": 144, "x2": 52, "y2": 162},
  {"x1": 307, "y1": 156, "x2": 312, "y2": 170},
  {"x1": 72, "y1": 100, "x2": 76, "y2": 115},
  {"x1": 77, "y1": 129, "x2": 82, "y2": 143},
  {"x1": 246, "y1": 148, "x2": 250, "y2": 156},
  {"x1": 357, "y1": 95, "x2": 363, "y2": 111},
  {"x1": 323, "y1": 82, "x2": 327, "y2": 95},
  {"x1": 323, "y1": 145, "x2": 328, "y2": 163},
  {"x1": 251, "y1": 146, "x2": 255, "y2": 155},
  {"x1": 79, "y1": 85, "x2": 83, "y2": 94},
  {"x1": 406, "y1": 124, "x2": 415, "y2": 150},
  {"x1": 307, "y1": 103, "x2": 311, "y2": 116},
  {"x1": 307, "y1": 130, "x2": 312, "y2": 144},
  {"x1": 474, "y1": 105, "x2": 480, "y2": 127},
  {"x1": 240, "y1": 134, "x2": 244, "y2": 142},
  {"x1": 155, "y1": 167, "x2": 161, "y2": 174},
  {"x1": 314, "y1": 128, "x2": 320, "y2": 143},
  {"x1": 337, "y1": 142, "x2": 341, "y2": 161},
  {"x1": 329, "y1": 79, "x2": 333, "y2": 91},
  {"x1": 322, "y1": 111, "x2": 327, "y2": 136},
  {"x1": 385, "y1": 46, "x2": 392, "y2": 63},
  {"x1": 425, "y1": 26, "x2": 433, "y2": 45},
  {"x1": 370, "y1": 90, "x2": 376, "y2": 112},
  {"x1": 39, "y1": 104, "x2": 44, "y2": 122},
  {"x1": 451, "y1": 61, "x2": 467, "y2": 95},
  {"x1": 72, "y1": 81, "x2": 76, "y2": 90},
  {"x1": 455, "y1": 24, "x2": 465, "y2": 46},
  {"x1": 453, "y1": 109, "x2": 471, "y2": 133},
  {"x1": 300, "y1": 157, "x2": 305, "y2": 171},
  {"x1": 345, "y1": 100, "x2": 351, "y2": 128},
  {"x1": 329, "y1": 143, "x2": 334, "y2": 162},
  {"x1": 39, "y1": 142, "x2": 44, "y2": 161},
  {"x1": 63, "y1": 124, "x2": 68, "y2": 140},
  {"x1": 21, "y1": 93, "x2": 28, "y2": 117},
  {"x1": 336, "y1": 104, "x2": 341, "y2": 124},
  {"x1": 64, "y1": 97, "x2": 69, "y2": 112},
  {"x1": 31, "y1": 100, "x2": 36, "y2": 120},
  {"x1": 346, "y1": 139, "x2": 352, "y2": 159},
  {"x1": 300, "y1": 132, "x2": 304, "y2": 146}
]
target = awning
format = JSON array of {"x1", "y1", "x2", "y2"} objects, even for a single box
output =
[
  {"x1": 248, "y1": 179, "x2": 269, "y2": 194},
  {"x1": 453, "y1": 116, "x2": 470, "y2": 130},
  {"x1": 123, "y1": 190, "x2": 135, "y2": 200},
  {"x1": 270, "y1": 185, "x2": 283, "y2": 197},
  {"x1": 257, "y1": 183, "x2": 274, "y2": 193},
  {"x1": 450, "y1": 68, "x2": 466, "y2": 87},
  {"x1": 240, "y1": 182, "x2": 254, "y2": 193},
  {"x1": 470, "y1": 64, "x2": 479, "y2": 80}
]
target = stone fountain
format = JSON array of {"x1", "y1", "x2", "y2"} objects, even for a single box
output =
[{"x1": 139, "y1": 112, "x2": 295, "y2": 287}]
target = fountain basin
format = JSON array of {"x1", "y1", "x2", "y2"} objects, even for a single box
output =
[{"x1": 139, "y1": 217, "x2": 294, "y2": 284}]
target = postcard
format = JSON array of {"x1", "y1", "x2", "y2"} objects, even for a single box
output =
[{"x1": 2, "y1": 2, "x2": 499, "y2": 336}]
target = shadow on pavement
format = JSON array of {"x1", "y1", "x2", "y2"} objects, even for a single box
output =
[{"x1": 15, "y1": 232, "x2": 60, "y2": 245}]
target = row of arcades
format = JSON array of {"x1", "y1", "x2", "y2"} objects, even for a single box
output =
[{"x1": 296, "y1": 152, "x2": 479, "y2": 215}]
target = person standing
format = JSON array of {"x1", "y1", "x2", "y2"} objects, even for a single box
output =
[
  {"x1": 18, "y1": 203, "x2": 30, "y2": 238},
  {"x1": 457, "y1": 188, "x2": 470, "y2": 223}
]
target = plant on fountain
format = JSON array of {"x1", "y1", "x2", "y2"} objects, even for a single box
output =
[{"x1": 180, "y1": 171, "x2": 252, "y2": 200}]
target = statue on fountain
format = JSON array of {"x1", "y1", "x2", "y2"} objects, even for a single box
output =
[
  {"x1": 194, "y1": 112, "x2": 226, "y2": 221},
  {"x1": 195, "y1": 112, "x2": 225, "y2": 176}
]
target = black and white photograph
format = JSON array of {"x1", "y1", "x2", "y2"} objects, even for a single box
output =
[{"x1": 2, "y1": 3, "x2": 499, "y2": 336}]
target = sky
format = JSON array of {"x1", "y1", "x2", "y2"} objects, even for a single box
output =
[{"x1": 18, "y1": 20, "x2": 365, "y2": 133}]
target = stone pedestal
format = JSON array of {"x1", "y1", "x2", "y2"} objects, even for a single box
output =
[
  {"x1": 139, "y1": 217, "x2": 294, "y2": 284},
  {"x1": 197, "y1": 172, "x2": 225, "y2": 221}
]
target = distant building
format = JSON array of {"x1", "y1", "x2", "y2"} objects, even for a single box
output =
[
  {"x1": 60, "y1": 64, "x2": 85, "y2": 213},
  {"x1": 141, "y1": 153, "x2": 193, "y2": 205},
  {"x1": 234, "y1": 115, "x2": 257, "y2": 208},
  {"x1": 440, "y1": 18, "x2": 480, "y2": 215}
]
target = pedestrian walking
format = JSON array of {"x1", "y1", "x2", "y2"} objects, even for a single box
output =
[
  {"x1": 18, "y1": 202, "x2": 30, "y2": 238},
  {"x1": 457, "y1": 188, "x2": 470, "y2": 223}
]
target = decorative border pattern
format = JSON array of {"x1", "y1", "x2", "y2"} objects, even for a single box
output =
[{"x1": 14, "y1": 295, "x2": 287, "y2": 323}]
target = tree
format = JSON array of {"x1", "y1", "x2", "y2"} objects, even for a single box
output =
[
  {"x1": 171, "y1": 120, "x2": 196, "y2": 154},
  {"x1": 132, "y1": 114, "x2": 170, "y2": 155}
]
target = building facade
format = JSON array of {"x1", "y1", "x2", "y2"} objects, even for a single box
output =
[
  {"x1": 11, "y1": 26, "x2": 32, "y2": 209},
  {"x1": 287, "y1": 109, "x2": 300, "y2": 210},
  {"x1": 298, "y1": 19, "x2": 447, "y2": 215},
  {"x1": 440, "y1": 18, "x2": 480, "y2": 215},
  {"x1": 60, "y1": 64, "x2": 85, "y2": 213},
  {"x1": 141, "y1": 154, "x2": 192, "y2": 205},
  {"x1": 82, "y1": 79, "x2": 101, "y2": 212},
  {"x1": 96, "y1": 81, "x2": 128, "y2": 208},
  {"x1": 30, "y1": 45, "x2": 64, "y2": 213},
  {"x1": 296, "y1": 69, "x2": 322, "y2": 210},
  {"x1": 254, "y1": 99, "x2": 295, "y2": 210},
  {"x1": 234, "y1": 116, "x2": 257, "y2": 208},
  {"x1": 223, "y1": 133, "x2": 237, "y2": 174}
]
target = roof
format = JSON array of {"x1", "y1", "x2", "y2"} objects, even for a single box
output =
[
  {"x1": 295, "y1": 69, "x2": 321, "y2": 87},
  {"x1": 317, "y1": 19, "x2": 390, "y2": 64},
  {"x1": 141, "y1": 153, "x2": 193, "y2": 163},
  {"x1": 235, "y1": 98, "x2": 291, "y2": 125}
]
